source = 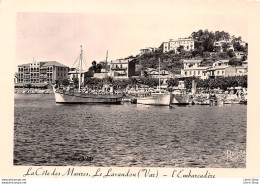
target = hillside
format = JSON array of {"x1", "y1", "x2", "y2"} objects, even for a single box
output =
[{"x1": 135, "y1": 29, "x2": 248, "y2": 75}]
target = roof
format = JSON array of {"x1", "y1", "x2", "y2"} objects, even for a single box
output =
[
  {"x1": 215, "y1": 60, "x2": 229, "y2": 63},
  {"x1": 18, "y1": 63, "x2": 30, "y2": 67},
  {"x1": 41, "y1": 61, "x2": 68, "y2": 67},
  {"x1": 18, "y1": 61, "x2": 68, "y2": 68},
  {"x1": 183, "y1": 60, "x2": 202, "y2": 63},
  {"x1": 183, "y1": 67, "x2": 209, "y2": 71},
  {"x1": 207, "y1": 66, "x2": 230, "y2": 71},
  {"x1": 236, "y1": 66, "x2": 247, "y2": 69},
  {"x1": 68, "y1": 70, "x2": 88, "y2": 74},
  {"x1": 170, "y1": 38, "x2": 194, "y2": 41}
]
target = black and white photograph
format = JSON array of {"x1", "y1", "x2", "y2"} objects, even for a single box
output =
[{"x1": 13, "y1": 10, "x2": 248, "y2": 169}]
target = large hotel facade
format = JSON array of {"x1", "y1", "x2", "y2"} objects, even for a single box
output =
[
  {"x1": 160, "y1": 38, "x2": 195, "y2": 53},
  {"x1": 17, "y1": 61, "x2": 69, "y2": 84}
]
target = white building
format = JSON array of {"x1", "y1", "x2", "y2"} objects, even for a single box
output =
[
  {"x1": 109, "y1": 58, "x2": 136, "y2": 77},
  {"x1": 214, "y1": 39, "x2": 234, "y2": 52},
  {"x1": 181, "y1": 60, "x2": 209, "y2": 79},
  {"x1": 161, "y1": 38, "x2": 195, "y2": 53},
  {"x1": 212, "y1": 60, "x2": 229, "y2": 67},
  {"x1": 234, "y1": 51, "x2": 245, "y2": 59},
  {"x1": 140, "y1": 47, "x2": 156, "y2": 55}
]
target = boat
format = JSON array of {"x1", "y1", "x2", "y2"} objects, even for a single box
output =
[
  {"x1": 223, "y1": 88, "x2": 241, "y2": 104},
  {"x1": 193, "y1": 94, "x2": 210, "y2": 105},
  {"x1": 170, "y1": 81, "x2": 192, "y2": 105},
  {"x1": 209, "y1": 93, "x2": 224, "y2": 106},
  {"x1": 53, "y1": 46, "x2": 123, "y2": 104},
  {"x1": 135, "y1": 58, "x2": 172, "y2": 106},
  {"x1": 136, "y1": 93, "x2": 172, "y2": 106}
]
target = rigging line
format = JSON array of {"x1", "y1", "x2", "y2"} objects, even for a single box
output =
[
  {"x1": 71, "y1": 55, "x2": 80, "y2": 68},
  {"x1": 82, "y1": 55, "x2": 88, "y2": 70},
  {"x1": 82, "y1": 57, "x2": 88, "y2": 70}
]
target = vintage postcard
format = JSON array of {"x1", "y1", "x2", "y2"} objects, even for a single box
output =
[{"x1": 1, "y1": 0, "x2": 260, "y2": 183}]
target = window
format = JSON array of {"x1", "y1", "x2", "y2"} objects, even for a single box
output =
[
  {"x1": 217, "y1": 71, "x2": 219, "y2": 74},
  {"x1": 222, "y1": 71, "x2": 224, "y2": 74},
  {"x1": 198, "y1": 71, "x2": 200, "y2": 75}
]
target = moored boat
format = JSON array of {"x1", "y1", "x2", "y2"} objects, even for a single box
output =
[
  {"x1": 53, "y1": 46, "x2": 123, "y2": 104},
  {"x1": 135, "y1": 58, "x2": 172, "y2": 106},
  {"x1": 170, "y1": 81, "x2": 192, "y2": 105},
  {"x1": 136, "y1": 92, "x2": 172, "y2": 106}
]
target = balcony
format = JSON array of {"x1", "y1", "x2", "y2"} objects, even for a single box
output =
[
  {"x1": 40, "y1": 75, "x2": 47, "y2": 78},
  {"x1": 111, "y1": 67, "x2": 127, "y2": 70}
]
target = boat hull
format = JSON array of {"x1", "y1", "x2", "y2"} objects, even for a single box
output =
[
  {"x1": 171, "y1": 94, "x2": 192, "y2": 105},
  {"x1": 136, "y1": 93, "x2": 172, "y2": 106},
  {"x1": 54, "y1": 90, "x2": 123, "y2": 104}
]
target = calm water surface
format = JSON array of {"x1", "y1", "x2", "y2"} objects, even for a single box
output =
[{"x1": 14, "y1": 94, "x2": 246, "y2": 167}]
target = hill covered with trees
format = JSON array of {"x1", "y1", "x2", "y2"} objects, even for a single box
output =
[{"x1": 135, "y1": 29, "x2": 248, "y2": 75}]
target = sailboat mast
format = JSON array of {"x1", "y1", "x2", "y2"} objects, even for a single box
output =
[
  {"x1": 105, "y1": 50, "x2": 108, "y2": 78},
  {"x1": 159, "y1": 58, "x2": 161, "y2": 91},
  {"x1": 79, "y1": 45, "x2": 83, "y2": 91}
]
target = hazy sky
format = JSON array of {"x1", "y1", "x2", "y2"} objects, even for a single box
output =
[{"x1": 15, "y1": 13, "x2": 248, "y2": 70}]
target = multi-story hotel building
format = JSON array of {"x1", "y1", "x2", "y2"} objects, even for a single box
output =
[
  {"x1": 160, "y1": 38, "x2": 195, "y2": 53},
  {"x1": 17, "y1": 61, "x2": 69, "y2": 84}
]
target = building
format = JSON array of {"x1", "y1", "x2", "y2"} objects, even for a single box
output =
[
  {"x1": 17, "y1": 61, "x2": 69, "y2": 84},
  {"x1": 236, "y1": 65, "x2": 248, "y2": 76},
  {"x1": 109, "y1": 58, "x2": 136, "y2": 78},
  {"x1": 207, "y1": 66, "x2": 232, "y2": 78},
  {"x1": 140, "y1": 47, "x2": 156, "y2": 55},
  {"x1": 234, "y1": 51, "x2": 245, "y2": 59},
  {"x1": 214, "y1": 39, "x2": 234, "y2": 52},
  {"x1": 160, "y1": 38, "x2": 195, "y2": 53},
  {"x1": 181, "y1": 60, "x2": 209, "y2": 79},
  {"x1": 212, "y1": 60, "x2": 229, "y2": 67},
  {"x1": 207, "y1": 59, "x2": 247, "y2": 78},
  {"x1": 242, "y1": 60, "x2": 248, "y2": 67},
  {"x1": 148, "y1": 69, "x2": 169, "y2": 78},
  {"x1": 240, "y1": 41, "x2": 247, "y2": 47}
]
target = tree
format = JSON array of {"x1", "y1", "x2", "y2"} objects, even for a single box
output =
[
  {"x1": 62, "y1": 79, "x2": 70, "y2": 86},
  {"x1": 177, "y1": 45, "x2": 184, "y2": 53},
  {"x1": 227, "y1": 49, "x2": 235, "y2": 58},
  {"x1": 221, "y1": 42, "x2": 231, "y2": 52},
  {"x1": 229, "y1": 58, "x2": 242, "y2": 66},
  {"x1": 88, "y1": 61, "x2": 97, "y2": 72},
  {"x1": 73, "y1": 78, "x2": 79, "y2": 88},
  {"x1": 96, "y1": 64, "x2": 102, "y2": 73}
]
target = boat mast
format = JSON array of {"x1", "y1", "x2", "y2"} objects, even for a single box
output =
[
  {"x1": 105, "y1": 50, "x2": 108, "y2": 78},
  {"x1": 79, "y1": 45, "x2": 83, "y2": 91},
  {"x1": 159, "y1": 57, "x2": 161, "y2": 91}
]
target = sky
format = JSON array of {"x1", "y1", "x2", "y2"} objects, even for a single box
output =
[{"x1": 15, "y1": 13, "x2": 248, "y2": 71}]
